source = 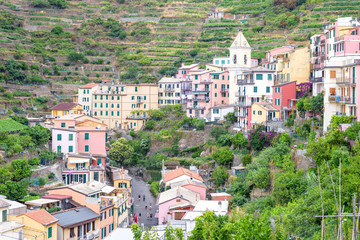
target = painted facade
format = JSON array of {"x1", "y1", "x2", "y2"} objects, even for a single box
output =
[
  {"x1": 78, "y1": 83, "x2": 99, "y2": 116},
  {"x1": 250, "y1": 102, "x2": 280, "y2": 129},
  {"x1": 158, "y1": 77, "x2": 182, "y2": 107},
  {"x1": 272, "y1": 81, "x2": 297, "y2": 120},
  {"x1": 209, "y1": 104, "x2": 235, "y2": 122}
]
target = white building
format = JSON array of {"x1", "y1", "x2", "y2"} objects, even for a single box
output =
[
  {"x1": 158, "y1": 77, "x2": 182, "y2": 107},
  {"x1": 77, "y1": 83, "x2": 99, "y2": 115},
  {"x1": 209, "y1": 104, "x2": 235, "y2": 122}
]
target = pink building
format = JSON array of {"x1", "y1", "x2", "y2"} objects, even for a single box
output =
[
  {"x1": 272, "y1": 81, "x2": 297, "y2": 120},
  {"x1": 52, "y1": 114, "x2": 107, "y2": 157},
  {"x1": 186, "y1": 70, "x2": 229, "y2": 119},
  {"x1": 262, "y1": 46, "x2": 294, "y2": 70},
  {"x1": 157, "y1": 187, "x2": 200, "y2": 225},
  {"x1": 176, "y1": 64, "x2": 199, "y2": 103},
  {"x1": 251, "y1": 57, "x2": 259, "y2": 67},
  {"x1": 169, "y1": 179, "x2": 207, "y2": 200}
]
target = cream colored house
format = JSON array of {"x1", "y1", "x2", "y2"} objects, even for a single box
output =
[
  {"x1": 78, "y1": 83, "x2": 99, "y2": 116},
  {"x1": 92, "y1": 83, "x2": 158, "y2": 131},
  {"x1": 158, "y1": 77, "x2": 181, "y2": 107}
]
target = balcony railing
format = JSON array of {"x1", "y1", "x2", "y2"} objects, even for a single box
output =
[
  {"x1": 235, "y1": 91, "x2": 246, "y2": 97},
  {"x1": 137, "y1": 98, "x2": 143, "y2": 103},
  {"x1": 235, "y1": 101, "x2": 249, "y2": 107},
  {"x1": 234, "y1": 122, "x2": 241, "y2": 128},
  {"x1": 67, "y1": 229, "x2": 99, "y2": 240},
  {"x1": 187, "y1": 105, "x2": 205, "y2": 110},
  {"x1": 310, "y1": 77, "x2": 324, "y2": 83},
  {"x1": 336, "y1": 78, "x2": 355, "y2": 85},
  {"x1": 335, "y1": 35, "x2": 345, "y2": 42},
  {"x1": 328, "y1": 95, "x2": 351, "y2": 103},
  {"x1": 220, "y1": 88, "x2": 228, "y2": 93},
  {"x1": 235, "y1": 112, "x2": 246, "y2": 118},
  {"x1": 193, "y1": 97, "x2": 210, "y2": 101},
  {"x1": 63, "y1": 166, "x2": 104, "y2": 172},
  {"x1": 182, "y1": 85, "x2": 192, "y2": 91},
  {"x1": 126, "y1": 114, "x2": 148, "y2": 120},
  {"x1": 192, "y1": 88, "x2": 209, "y2": 93},
  {"x1": 164, "y1": 87, "x2": 175, "y2": 92},
  {"x1": 237, "y1": 80, "x2": 254, "y2": 85},
  {"x1": 200, "y1": 79, "x2": 212, "y2": 83}
]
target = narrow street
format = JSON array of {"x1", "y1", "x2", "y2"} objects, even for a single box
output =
[{"x1": 131, "y1": 174, "x2": 158, "y2": 229}]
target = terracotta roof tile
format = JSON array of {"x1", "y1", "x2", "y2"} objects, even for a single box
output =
[
  {"x1": 22, "y1": 209, "x2": 58, "y2": 226},
  {"x1": 50, "y1": 103, "x2": 81, "y2": 111},
  {"x1": 163, "y1": 167, "x2": 204, "y2": 183},
  {"x1": 80, "y1": 83, "x2": 98, "y2": 89}
]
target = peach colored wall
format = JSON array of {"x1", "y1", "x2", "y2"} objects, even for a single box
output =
[
  {"x1": 77, "y1": 131, "x2": 106, "y2": 155},
  {"x1": 48, "y1": 188, "x2": 86, "y2": 205},
  {"x1": 182, "y1": 185, "x2": 206, "y2": 200},
  {"x1": 99, "y1": 207, "x2": 114, "y2": 233},
  {"x1": 54, "y1": 119, "x2": 76, "y2": 128}
]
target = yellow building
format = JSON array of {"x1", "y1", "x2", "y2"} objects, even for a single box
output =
[
  {"x1": 158, "y1": 77, "x2": 182, "y2": 107},
  {"x1": 52, "y1": 207, "x2": 100, "y2": 240},
  {"x1": 47, "y1": 103, "x2": 83, "y2": 123},
  {"x1": 15, "y1": 209, "x2": 58, "y2": 240},
  {"x1": 276, "y1": 47, "x2": 310, "y2": 84},
  {"x1": 110, "y1": 167, "x2": 132, "y2": 195},
  {"x1": 91, "y1": 83, "x2": 158, "y2": 131},
  {"x1": 0, "y1": 199, "x2": 25, "y2": 240},
  {"x1": 251, "y1": 102, "x2": 279, "y2": 129},
  {"x1": 205, "y1": 64, "x2": 225, "y2": 72}
]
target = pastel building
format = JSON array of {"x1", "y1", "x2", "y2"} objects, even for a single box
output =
[
  {"x1": 176, "y1": 63, "x2": 199, "y2": 104},
  {"x1": 272, "y1": 81, "x2": 297, "y2": 120},
  {"x1": 310, "y1": 17, "x2": 360, "y2": 96},
  {"x1": 235, "y1": 67, "x2": 276, "y2": 130},
  {"x1": 323, "y1": 56, "x2": 359, "y2": 131},
  {"x1": 51, "y1": 114, "x2": 107, "y2": 160},
  {"x1": 15, "y1": 209, "x2": 58, "y2": 240},
  {"x1": 47, "y1": 103, "x2": 83, "y2": 123},
  {"x1": 158, "y1": 77, "x2": 182, "y2": 107},
  {"x1": 109, "y1": 167, "x2": 133, "y2": 195},
  {"x1": 169, "y1": 179, "x2": 207, "y2": 200},
  {"x1": 78, "y1": 83, "x2": 99, "y2": 115},
  {"x1": 162, "y1": 167, "x2": 204, "y2": 186},
  {"x1": 157, "y1": 187, "x2": 200, "y2": 225},
  {"x1": 250, "y1": 102, "x2": 280, "y2": 131},
  {"x1": 91, "y1": 83, "x2": 158, "y2": 130},
  {"x1": 209, "y1": 104, "x2": 235, "y2": 122},
  {"x1": 0, "y1": 199, "x2": 24, "y2": 240},
  {"x1": 186, "y1": 70, "x2": 229, "y2": 119}
]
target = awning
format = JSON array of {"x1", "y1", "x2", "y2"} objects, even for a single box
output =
[{"x1": 69, "y1": 158, "x2": 89, "y2": 164}]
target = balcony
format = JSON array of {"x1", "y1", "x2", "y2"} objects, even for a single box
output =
[
  {"x1": 235, "y1": 112, "x2": 246, "y2": 118},
  {"x1": 187, "y1": 105, "x2": 205, "y2": 110},
  {"x1": 220, "y1": 88, "x2": 228, "y2": 93},
  {"x1": 336, "y1": 78, "x2": 355, "y2": 86},
  {"x1": 193, "y1": 97, "x2": 210, "y2": 101},
  {"x1": 235, "y1": 101, "x2": 249, "y2": 107},
  {"x1": 200, "y1": 79, "x2": 212, "y2": 83},
  {"x1": 136, "y1": 98, "x2": 143, "y2": 103},
  {"x1": 310, "y1": 77, "x2": 324, "y2": 83},
  {"x1": 313, "y1": 52, "x2": 319, "y2": 57},
  {"x1": 126, "y1": 114, "x2": 148, "y2": 120},
  {"x1": 62, "y1": 165, "x2": 104, "y2": 173},
  {"x1": 237, "y1": 80, "x2": 254, "y2": 85},
  {"x1": 335, "y1": 35, "x2": 345, "y2": 42},
  {"x1": 328, "y1": 95, "x2": 352, "y2": 104},
  {"x1": 182, "y1": 85, "x2": 192, "y2": 91},
  {"x1": 235, "y1": 91, "x2": 245, "y2": 97},
  {"x1": 164, "y1": 86, "x2": 175, "y2": 92},
  {"x1": 192, "y1": 88, "x2": 209, "y2": 94}
]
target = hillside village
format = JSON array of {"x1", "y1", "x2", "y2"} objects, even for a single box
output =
[{"x1": 1, "y1": 0, "x2": 360, "y2": 239}]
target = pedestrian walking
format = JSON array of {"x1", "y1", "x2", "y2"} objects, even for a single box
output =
[
  {"x1": 149, "y1": 202, "x2": 152, "y2": 210},
  {"x1": 147, "y1": 212, "x2": 150, "y2": 219},
  {"x1": 143, "y1": 195, "x2": 145, "y2": 201},
  {"x1": 139, "y1": 212, "x2": 141, "y2": 219},
  {"x1": 145, "y1": 202, "x2": 147, "y2": 209},
  {"x1": 150, "y1": 213, "x2": 153, "y2": 219},
  {"x1": 138, "y1": 194, "x2": 141, "y2": 201}
]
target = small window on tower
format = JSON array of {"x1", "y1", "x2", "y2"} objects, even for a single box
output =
[
  {"x1": 233, "y1": 54, "x2": 237, "y2": 64},
  {"x1": 244, "y1": 55, "x2": 247, "y2": 65}
]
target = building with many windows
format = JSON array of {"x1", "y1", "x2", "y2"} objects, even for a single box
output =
[
  {"x1": 78, "y1": 83, "x2": 99, "y2": 115},
  {"x1": 158, "y1": 77, "x2": 182, "y2": 107},
  {"x1": 272, "y1": 81, "x2": 297, "y2": 120},
  {"x1": 235, "y1": 67, "x2": 275, "y2": 130},
  {"x1": 91, "y1": 83, "x2": 158, "y2": 130}
]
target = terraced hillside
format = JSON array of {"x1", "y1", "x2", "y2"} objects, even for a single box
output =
[{"x1": 0, "y1": 0, "x2": 359, "y2": 88}]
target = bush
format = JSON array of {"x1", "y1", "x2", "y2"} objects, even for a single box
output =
[
  {"x1": 242, "y1": 154, "x2": 252, "y2": 166},
  {"x1": 48, "y1": 172, "x2": 55, "y2": 180},
  {"x1": 47, "y1": 207, "x2": 61, "y2": 213},
  {"x1": 28, "y1": 157, "x2": 40, "y2": 166},
  {"x1": 144, "y1": 120, "x2": 155, "y2": 130},
  {"x1": 150, "y1": 181, "x2": 159, "y2": 197}
]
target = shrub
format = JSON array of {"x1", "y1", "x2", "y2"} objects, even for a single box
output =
[
  {"x1": 47, "y1": 207, "x2": 61, "y2": 213},
  {"x1": 28, "y1": 157, "x2": 40, "y2": 166},
  {"x1": 242, "y1": 154, "x2": 252, "y2": 166},
  {"x1": 144, "y1": 120, "x2": 155, "y2": 130},
  {"x1": 150, "y1": 181, "x2": 159, "y2": 197}
]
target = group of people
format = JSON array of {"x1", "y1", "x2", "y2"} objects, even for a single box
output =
[{"x1": 133, "y1": 194, "x2": 153, "y2": 224}]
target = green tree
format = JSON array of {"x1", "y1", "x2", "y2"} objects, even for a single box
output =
[
  {"x1": 217, "y1": 134, "x2": 232, "y2": 147},
  {"x1": 67, "y1": 51, "x2": 84, "y2": 63},
  {"x1": 11, "y1": 158, "x2": 32, "y2": 181},
  {"x1": 51, "y1": 26, "x2": 64, "y2": 35},
  {"x1": 212, "y1": 166, "x2": 228, "y2": 187},
  {"x1": 231, "y1": 132, "x2": 248, "y2": 149},
  {"x1": 225, "y1": 112, "x2": 237, "y2": 123},
  {"x1": 210, "y1": 126, "x2": 228, "y2": 140},
  {"x1": 212, "y1": 147, "x2": 233, "y2": 167},
  {"x1": 144, "y1": 120, "x2": 155, "y2": 130},
  {"x1": 20, "y1": 125, "x2": 51, "y2": 146},
  {"x1": 109, "y1": 138, "x2": 134, "y2": 166},
  {"x1": 2, "y1": 181, "x2": 27, "y2": 201},
  {"x1": 147, "y1": 109, "x2": 165, "y2": 120},
  {"x1": 273, "y1": 171, "x2": 307, "y2": 205},
  {"x1": 0, "y1": 167, "x2": 11, "y2": 184}
]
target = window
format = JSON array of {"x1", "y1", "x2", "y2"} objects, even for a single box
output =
[
  {"x1": 95, "y1": 95, "x2": 97, "y2": 100},
  {"x1": 2, "y1": 210, "x2": 7, "y2": 222},
  {"x1": 85, "y1": 133, "x2": 89, "y2": 140},
  {"x1": 106, "y1": 111, "x2": 108, "y2": 116},
  {"x1": 61, "y1": 122, "x2": 65, "y2": 127},
  {"x1": 258, "y1": 111, "x2": 262, "y2": 115},
  {"x1": 131, "y1": 96, "x2": 135, "y2": 100},
  {"x1": 106, "y1": 103, "x2": 108, "y2": 108},
  {"x1": 215, "y1": 93, "x2": 217, "y2": 97},
  {"x1": 85, "y1": 145, "x2": 89, "y2": 152},
  {"x1": 144, "y1": 104, "x2": 146, "y2": 109},
  {"x1": 57, "y1": 134, "x2": 62, "y2": 141},
  {"x1": 330, "y1": 70, "x2": 336, "y2": 78},
  {"x1": 195, "y1": 75, "x2": 198, "y2": 80},
  {"x1": 100, "y1": 103, "x2": 103, "y2": 108},
  {"x1": 70, "y1": 228, "x2": 75, "y2": 238},
  {"x1": 94, "y1": 103, "x2": 97, "y2": 108},
  {"x1": 254, "y1": 86, "x2": 258, "y2": 93},
  {"x1": 69, "y1": 146, "x2": 73, "y2": 153},
  {"x1": 268, "y1": 74, "x2": 272, "y2": 80},
  {"x1": 275, "y1": 99, "x2": 280, "y2": 105},
  {"x1": 253, "y1": 110, "x2": 256, "y2": 115},
  {"x1": 135, "y1": 87, "x2": 138, "y2": 92},
  {"x1": 159, "y1": 84, "x2": 162, "y2": 88},
  {"x1": 215, "y1": 84, "x2": 217, "y2": 89},
  {"x1": 266, "y1": 87, "x2": 270, "y2": 93},
  {"x1": 144, "y1": 96, "x2": 146, "y2": 100},
  {"x1": 48, "y1": 226, "x2": 52, "y2": 238},
  {"x1": 275, "y1": 87, "x2": 280, "y2": 93},
  {"x1": 256, "y1": 74, "x2": 263, "y2": 80}
]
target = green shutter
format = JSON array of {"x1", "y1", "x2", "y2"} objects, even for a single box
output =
[
  {"x1": 57, "y1": 134, "x2": 61, "y2": 141},
  {"x1": 85, "y1": 145, "x2": 89, "y2": 152},
  {"x1": 85, "y1": 133, "x2": 89, "y2": 140},
  {"x1": 69, "y1": 146, "x2": 73, "y2": 152},
  {"x1": 57, "y1": 146, "x2": 61, "y2": 153},
  {"x1": 69, "y1": 134, "x2": 73, "y2": 141},
  {"x1": 48, "y1": 226, "x2": 52, "y2": 238},
  {"x1": 256, "y1": 74, "x2": 263, "y2": 80},
  {"x1": 61, "y1": 122, "x2": 65, "y2": 127},
  {"x1": 2, "y1": 210, "x2": 7, "y2": 222}
]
